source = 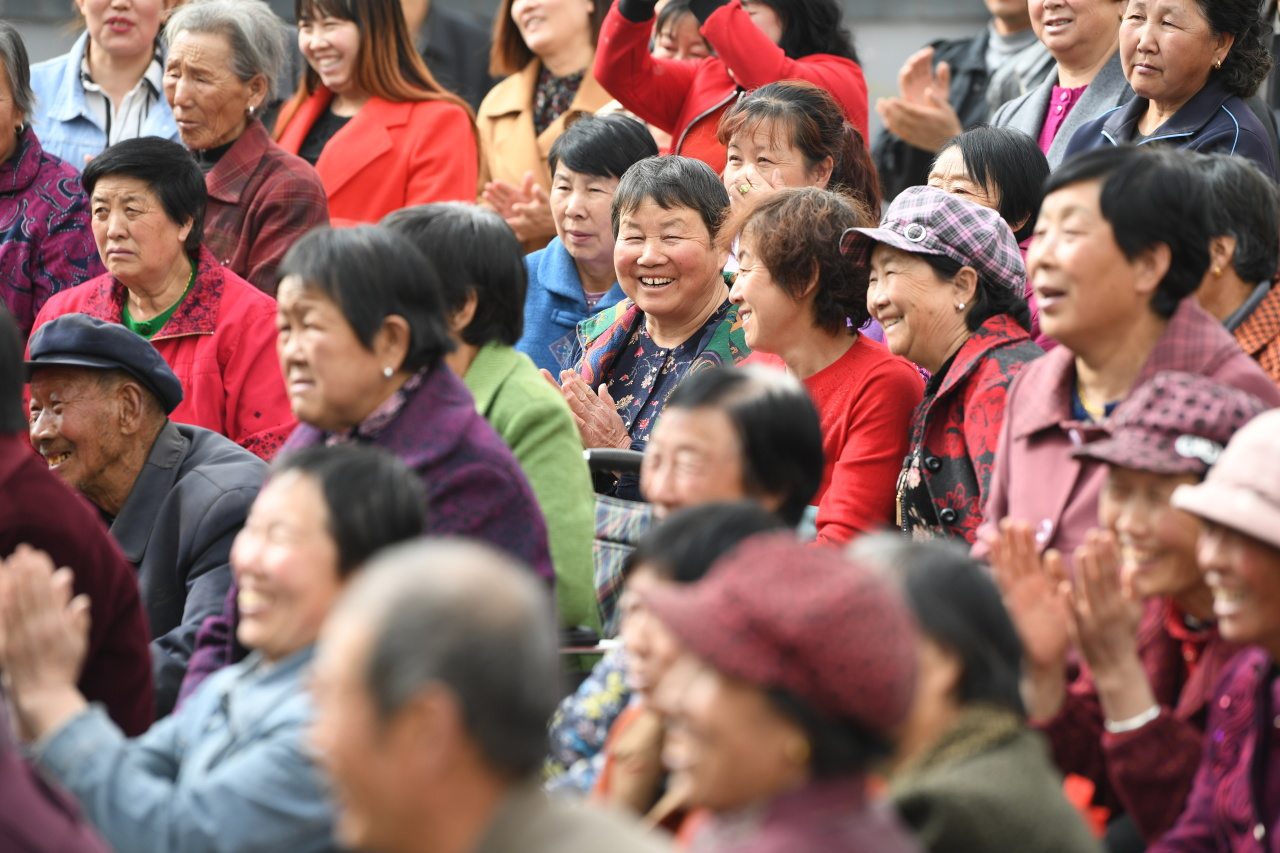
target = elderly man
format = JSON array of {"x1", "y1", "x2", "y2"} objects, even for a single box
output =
[
  {"x1": 310, "y1": 539, "x2": 668, "y2": 853},
  {"x1": 26, "y1": 313, "x2": 267, "y2": 716}
]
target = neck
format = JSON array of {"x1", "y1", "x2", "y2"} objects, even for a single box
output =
[
  {"x1": 1139, "y1": 87, "x2": 1203, "y2": 136},
  {"x1": 1172, "y1": 584, "x2": 1217, "y2": 625},
  {"x1": 86, "y1": 39, "x2": 155, "y2": 107},
  {"x1": 404, "y1": 767, "x2": 511, "y2": 853},
  {"x1": 402, "y1": 0, "x2": 430, "y2": 36},
  {"x1": 330, "y1": 88, "x2": 370, "y2": 117},
  {"x1": 646, "y1": 280, "x2": 728, "y2": 349},
  {"x1": 1072, "y1": 311, "x2": 1169, "y2": 412},
  {"x1": 126, "y1": 253, "x2": 192, "y2": 321},
  {"x1": 445, "y1": 340, "x2": 480, "y2": 379},
  {"x1": 1057, "y1": 42, "x2": 1117, "y2": 89},
  {"x1": 540, "y1": 41, "x2": 594, "y2": 79},
  {"x1": 992, "y1": 15, "x2": 1031, "y2": 37},
  {"x1": 84, "y1": 424, "x2": 162, "y2": 517},
  {"x1": 777, "y1": 327, "x2": 856, "y2": 381},
  {"x1": 1196, "y1": 271, "x2": 1257, "y2": 323},
  {"x1": 892, "y1": 699, "x2": 962, "y2": 774},
  {"x1": 921, "y1": 324, "x2": 974, "y2": 376},
  {"x1": 574, "y1": 255, "x2": 617, "y2": 296}
]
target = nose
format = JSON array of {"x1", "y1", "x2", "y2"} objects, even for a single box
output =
[
  {"x1": 636, "y1": 237, "x2": 665, "y2": 266},
  {"x1": 564, "y1": 188, "x2": 587, "y2": 220},
  {"x1": 728, "y1": 274, "x2": 745, "y2": 305},
  {"x1": 1116, "y1": 498, "x2": 1151, "y2": 542},
  {"x1": 640, "y1": 457, "x2": 677, "y2": 516},
  {"x1": 170, "y1": 72, "x2": 194, "y2": 107},
  {"x1": 1197, "y1": 525, "x2": 1228, "y2": 576},
  {"x1": 105, "y1": 208, "x2": 129, "y2": 240},
  {"x1": 866, "y1": 278, "x2": 889, "y2": 315},
  {"x1": 29, "y1": 407, "x2": 58, "y2": 443}
]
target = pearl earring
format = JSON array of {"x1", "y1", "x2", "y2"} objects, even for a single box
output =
[
  {"x1": 956, "y1": 302, "x2": 966, "y2": 312},
  {"x1": 382, "y1": 366, "x2": 393, "y2": 379}
]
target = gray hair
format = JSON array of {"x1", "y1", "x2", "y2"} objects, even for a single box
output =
[
  {"x1": 333, "y1": 538, "x2": 560, "y2": 779},
  {"x1": 611, "y1": 155, "x2": 730, "y2": 242},
  {"x1": 164, "y1": 0, "x2": 290, "y2": 102},
  {"x1": 0, "y1": 22, "x2": 34, "y2": 123}
]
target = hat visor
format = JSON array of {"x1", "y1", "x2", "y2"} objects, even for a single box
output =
[
  {"x1": 642, "y1": 583, "x2": 772, "y2": 690},
  {"x1": 840, "y1": 226, "x2": 942, "y2": 267},
  {"x1": 24, "y1": 353, "x2": 127, "y2": 381},
  {"x1": 1071, "y1": 437, "x2": 1207, "y2": 477},
  {"x1": 1171, "y1": 481, "x2": 1280, "y2": 552}
]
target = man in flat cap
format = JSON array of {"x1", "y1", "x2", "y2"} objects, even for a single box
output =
[{"x1": 27, "y1": 313, "x2": 267, "y2": 715}]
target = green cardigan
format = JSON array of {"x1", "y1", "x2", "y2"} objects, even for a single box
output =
[{"x1": 463, "y1": 342, "x2": 599, "y2": 631}]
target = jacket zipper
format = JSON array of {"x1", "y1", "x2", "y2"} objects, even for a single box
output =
[{"x1": 674, "y1": 88, "x2": 741, "y2": 155}]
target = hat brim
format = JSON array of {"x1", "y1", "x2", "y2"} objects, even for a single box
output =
[
  {"x1": 25, "y1": 353, "x2": 128, "y2": 380},
  {"x1": 1071, "y1": 437, "x2": 1208, "y2": 477},
  {"x1": 642, "y1": 582, "x2": 768, "y2": 689},
  {"x1": 1171, "y1": 481, "x2": 1280, "y2": 551},
  {"x1": 840, "y1": 225, "x2": 944, "y2": 267}
]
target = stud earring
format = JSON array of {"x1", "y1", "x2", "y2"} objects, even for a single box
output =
[
  {"x1": 1214, "y1": 266, "x2": 1223, "y2": 277},
  {"x1": 382, "y1": 366, "x2": 393, "y2": 379},
  {"x1": 247, "y1": 103, "x2": 257, "y2": 118},
  {"x1": 956, "y1": 302, "x2": 966, "y2": 312}
]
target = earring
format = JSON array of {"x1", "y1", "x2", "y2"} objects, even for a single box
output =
[
  {"x1": 1214, "y1": 266, "x2": 1223, "y2": 277},
  {"x1": 382, "y1": 366, "x2": 393, "y2": 379},
  {"x1": 784, "y1": 736, "x2": 811, "y2": 766},
  {"x1": 1215, "y1": 59, "x2": 1223, "y2": 70},
  {"x1": 247, "y1": 104, "x2": 257, "y2": 118},
  {"x1": 956, "y1": 302, "x2": 966, "y2": 312}
]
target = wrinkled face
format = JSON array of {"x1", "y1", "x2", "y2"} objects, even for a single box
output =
[
  {"x1": 654, "y1": 12, "x2": 711, "y2": 60},
  {"x1": 77, "y1": 0, "x2": 174, "y2": 60},
  {"x1": 1198, "y1": 521, "x2": 1280, "y2": 650},
  {"x1": 641, "y1": 405, "x2": 749, "y2": 520},
  {"x1": 90, "y1": 175, "x2": 192, "y2": 287},
  {"x1": 550, "y1": 164, "x2": 619, "y2": 273},
  {"x1": 1098, "y1": 466, "x2": 1203, "y2": 601},
  {"x1": 614, "y1": 199, "x2": 727, "y2": 325},
  {"x1": 275, "y1": 276, "x2": 393, "y2": 433},
  {"x1": 660, "y1": 652, "x2": 808, "y2": 812},
  {"x1": 164, "y1": 30, "x2": 262, "y2": 151},
  {"x1": 866, "y1": 244, "x2": 964, "y2": 370},
  {"x1": 28, "y1": 367, "x2": 130, "y2": 507},
  {"x1": 298, "y1": 15, "x2": 362, "y2": 96},
  {"x1": 927, "y1": 146, "x2": 1001, "y2": 213},
  {"x1": 1120, "y1": 0, "x2": 1225, "y2": 109},
  {"x1": 740, "y1": 0, "x2": 784, "y2": 45},
  {"x1": 723, "y1": 121, "x2": 825, "y2": 212},
  {"x1": 232, "y1": 470, "x2": 344, "y2": 662},
  {"x1": 510, "y1": 0, "x2": 595, "y2": 58},
  {"x1": 729, "y1": 229, "x2": 812, "y2": 354},
  {"x1": 620, "y1": 566, "x2": 684, "y2": 703},
  {"x1": 1026, "y1": 179, "x2": 1153, "y2": 351},
  {"x1": 1028, "y1": 0, "x2": 1123, "y2": 62}
]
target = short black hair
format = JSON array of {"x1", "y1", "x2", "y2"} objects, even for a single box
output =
[
  {"x1": 381, "y1": 204, "x2": 526, "y2": 347},
  {"x1": 922, "y1": 254, "x2": 1031, "y2": 333},
  {"x1": 664, "y1": 366, "x2": 823, "y2": 526},
  {"x1": 272, "y1": 444, "x2": 427, "y2": 577},
  {"x1": 277, "y1": 226, "x2": 455, "y2": 372},
  {"x1": 759, "y1": 0, "x2": 857, "y2": 62},
  {"x1": 624, "y1": 501, "x2": 787, "y2": 583},
  {"x1": 0, "y1": 306, "x2": 23, "y2": 433},
  {"x1": 549, "y1": 112, "x2": 659, "y2": 181},
  {"x1": 1196, "y1": 0, "x2": 1272, "y2": 98},
  {"x1": 1198, "y1": 153, "x2": 1280, "y2": 285},
  {"x1": 83, "y1": 137, "x2": 207, "y2": 254},
  {"x1": 612, "y1": 155, "x2": 730, "y2": 241},
  {"x1": 1045, "y1": 147, "x2": 1209, "y2": 318},
  {"x1": 936, "y1": 125, "x2": 1049, "y2": 243}
]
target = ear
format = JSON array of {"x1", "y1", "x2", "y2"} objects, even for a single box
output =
[
  {"x1": 394, "y1": 684, "x2": 467, "y2": 779},
  {"x1": 1214, "y1": 32, "x2": 1236, "y2": 68},
  {"x1": 794, "y1": 263, "x2": 820, "y2": 302},
  {"x1": 1207, "y1": 234, "x2": 1238, "y2": 277},
  {"x1": 952, "y1": 265, "x2": 979, "y2": 309},
  {"x1": 373, "y1": 314, "x2": 413, "y2": 374},
  {"x1": 449, "y1": 291, "x2": 479, "y2": 337},
  {"x1": 246, "y1": 74, "x2": 270, "y2": 113},
  {"x1": 177, "y1": 217, "x2": 194, "y2": 246},
  {"x1": 1132, "y1": 243, "x2": 1173, "y2": 301},
  {"x1": 809, "y1": 156, "x2": 834, "y2": 191},
  {"x1": 116, "y1": 382, "x2": 149, "y2": 436}
]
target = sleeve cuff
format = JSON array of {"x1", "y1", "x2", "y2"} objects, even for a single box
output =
[
  {"x1": 617, "y1": 0, "x2": 658, "y2": 24},
  {"x1": 32, "y1": 704, "x2": 120, "y2": 782}
]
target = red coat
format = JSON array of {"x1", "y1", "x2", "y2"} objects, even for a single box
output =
[
  {"x1": 593, "y1": 0, "x2": 868, "y2": 176},
  {"x1": 275, "y1": 87, "x2": 479, "y2": 225},
  {"x1": 32, "y1": 247, "x2": 295, "y2": 461}
]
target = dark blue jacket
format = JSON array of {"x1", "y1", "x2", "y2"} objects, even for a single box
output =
[
  {"x1": 1064, "y1": 75, "x2": 1278, "y2": 179},
  {"x1": 517, "y1": 239, "x2": 627, "y2": 373}
]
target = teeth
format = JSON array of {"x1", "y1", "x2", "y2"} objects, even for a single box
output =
[
  {"x1": 238, "y1": 589, "x2": 267, "y2": 611},
  {"x1": 1213, "y1": 588, "x2": 1245, "y2": 605},
  {"x1": 640, "y1": 277, "x2": 674, "y2": 286},
  {"x1": 45, "y1": 451, "x2": 71, "y2": 466},
  {"x1": 1121, "y1": 546, "x2": 1158, "y2": 565},
  {"x1": 881, "y1": 318, "x2": 901, "y2": 329}
]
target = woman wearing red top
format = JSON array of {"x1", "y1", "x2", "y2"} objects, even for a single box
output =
[
  {"x1": 731, "y1": 188, "x2": 922, "y2": 545},
  {"x1": 593, "y1": 0, "x2": 867, "y2": 176},
  {"x1": 274, "y1": 0, "x2": 477, "y2": 225}
]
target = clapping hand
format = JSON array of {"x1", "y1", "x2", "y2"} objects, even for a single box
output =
[
  {"x1": 483, "y1": 172, "x2": 555, "y2": 243},
  {"x1": 541, "y1": 368, "x2": 631, "y2": 450},
  {"x1": 875, "y1": 46, "x2": 964, "y2": 152}
]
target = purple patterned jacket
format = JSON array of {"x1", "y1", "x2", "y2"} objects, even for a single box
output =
[{"x1": 0, "y1": 127, "x2": 103, "y2": 336}]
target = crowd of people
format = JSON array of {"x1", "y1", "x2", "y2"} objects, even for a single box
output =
[{"x1": 2, "y1": 0, "x2": 1280, "y2": 850}]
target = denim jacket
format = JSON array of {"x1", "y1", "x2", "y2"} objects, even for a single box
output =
[
  {"x1": 34, "y1": 647, "x2": 338, "y2": 853},
  {"x1": 30, "y1": 32, "x2": 181, "y2": 169}
]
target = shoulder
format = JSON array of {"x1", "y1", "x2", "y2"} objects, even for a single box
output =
[
  {"x1": 210, "y1": 264, "x2": 279, "y2": 314},
  {"x1": 176, "y1": 425, "x2": 270, "y2": 494}
]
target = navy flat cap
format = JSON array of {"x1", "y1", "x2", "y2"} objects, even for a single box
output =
[{"x1": 26, "y1": 314, "x2": 184, "y2": 414}]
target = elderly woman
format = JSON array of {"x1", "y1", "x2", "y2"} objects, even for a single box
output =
[
  {"x1": 381, "y1": 202, "x2": 597, "y2": 633},
  {"x1": 854, "y1": 539, "x2": 1098, "y2": 853},
  {"x1": 1140, "y1": 409, "x2": 1280, "y2": 850},
  {"x1": 544, "y1": 156, "x2": 750, "y2": 500},
  {"x1": 0, "y1": 23, "x2": 104, "y2": 337},
  {"x1": 990, "y1": 0, "x2": 1129, "y2": 167},
  {"x1": 30, "y1": 0, "x2": 181, "y2": 167},
  {"x1": 30, "y1": 137, "x2": 295, "y2": 461},
  {"x1": 162, "y1": 0, "x2": 329, "y2": 294},
  {"x1": 519, "y1": 113, "x2": 658, "y2": 373},
  {"x1": 274, "y1": 0, "x2": 478, "y2": 225},
  {"x1": 0, "y1": 444, "x2": 426, "y2": 853},
  {"x1": 644, "y1": 534, "x2": 920, "y2": 852},
  {"x1": 731, "y1": 188, "x2": 922, "y2": 545},
  {"x1": 478, "y1": 0, "x2": 612, "y2": 250},
  {"x1": 994, "y1": 372, "x2": 1266, "y2": 844},
  {"x1": 973, "y1": 147, "x2": 1280, "y2": 563},
  {"x1": 594, "y1": 0, "x2": 867, "y2": 176},
  {"x1": 1194, "y1": 154, "x2": 1280, "y2": 384},
  {"x1": 843, "y1": 186, "x2": 1041, "y2": 545},
  {"x1": 1066, "y1": 0, "x2": 1276, "y2": 177}
]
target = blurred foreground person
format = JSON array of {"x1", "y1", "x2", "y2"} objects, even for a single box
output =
[{"x1": 310, "y1": 538, "x2": 669, "y2": 853}]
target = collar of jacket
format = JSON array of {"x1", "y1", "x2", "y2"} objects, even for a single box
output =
[
  {"x1": 929, "y1": 314, "x2": 1035, "y2": 402},
  {"x1": 1008, "y1": 297, "x2": 1243, "y2": 440},
  {"x1": 539, "y1": 237, "x2": 624, "y2": 303},
  {"x1": 890, "y1": 703, "x2": 1023, "y2": 783},
  {"x1": 463, "y1": 341, "x2": 524, "y2": 415},
  {"x1": 1235, "y1": 285, "x2": 1280, "y2": 356},
  {"x1": 79, "y1": 246, "x2": 224, "y2": 340},
  {"x1": 44, "y1": 32, "x2": 170, "y2": 124},
  {"x1": 478, "y1": 59, "x2": 611, "y2": 128},
  {"x1": 1102, "y1": 74, "x2": 1237, "y2": 145},
  {"x1": 0, "y1": 127, "x2": 46, "y2": 194},
  {"x1": 205, "y1": 118, "x2": 271, "y2": 205},
  {"x1": 108, "y1": 419, "x2": 185, "y2": 564}
]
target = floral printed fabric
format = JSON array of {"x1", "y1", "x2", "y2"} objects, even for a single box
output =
[
  {"x1": 544, "y1": 648, "x2": 632, "y2": 796},
  {"x1": 533, "y1": 66, "x2": 584, "y2": 136}
]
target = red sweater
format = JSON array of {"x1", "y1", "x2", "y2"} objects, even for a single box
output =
[{"x1": 748, "y1": 337, "x2": 923, "y2": 545}]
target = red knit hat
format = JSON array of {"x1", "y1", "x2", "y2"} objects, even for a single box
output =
[{"x1": 642, "y1": 533, "x2": 917, "y2": 736}]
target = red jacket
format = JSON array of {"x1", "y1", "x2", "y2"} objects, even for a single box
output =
[
  {"x1": 32, "y1": 247, "x2": 295, "y2": 461},
  {"x1": 275, "y1": 87, "x2": 478, "y2": 226},
  {"x1": 593, "y1": 0, "x2": 868, "y2": 176}
]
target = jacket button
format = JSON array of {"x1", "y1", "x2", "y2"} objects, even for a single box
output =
[
  {"x1": 939, "y1": 508, "x2": 958, "y2": 525},
  {"x1": 924, "y1": 456, "x2": 942, "y2": 472}
]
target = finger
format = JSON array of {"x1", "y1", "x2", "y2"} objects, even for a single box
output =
[
  {"x1": 770, "y1": 168, "x2": 785, "y2": 189},
  {"x1": 50, "y1": 567, "x2": 76, "y2": 611},
  {"x1": 539, "y1": 367, "x2": 562, "y2": 389},
  {"x1": 597, "y1": 383, "x2": 615, "y2": 407},
  {"x1": 521, "y1": 171, "x2": 536, "y2": 196},
  {"x1": 1043, "y1": 549, "x2": 1068, "y2": 589},
  {"x1": 935, "y1": 60, "x2": 951, "y2": 90},
  {"x1": 530, "y1": 183, "x2": 549, "y2": 203}
]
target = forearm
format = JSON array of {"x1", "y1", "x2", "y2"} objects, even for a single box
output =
[
  {"x1": 1092, "y1": 654, "x2": 1158, "y2": 727},
  {"x1": 1023, "y1": 660, "x2": 1068, "y2": 724}
]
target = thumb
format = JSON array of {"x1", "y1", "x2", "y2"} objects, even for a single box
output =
[
  {"x1": 530, "y1": 182, "x2": 549, "y2": 203},
  {"x1": 597, "y1": 383, "x2": 615, "y2": 406},
  {"x1": 771, "y1": 168, "x2": 785, "y2": 188},
  {"x1": 521, "y1": 171, "x2": 536, "y2": 196}
]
